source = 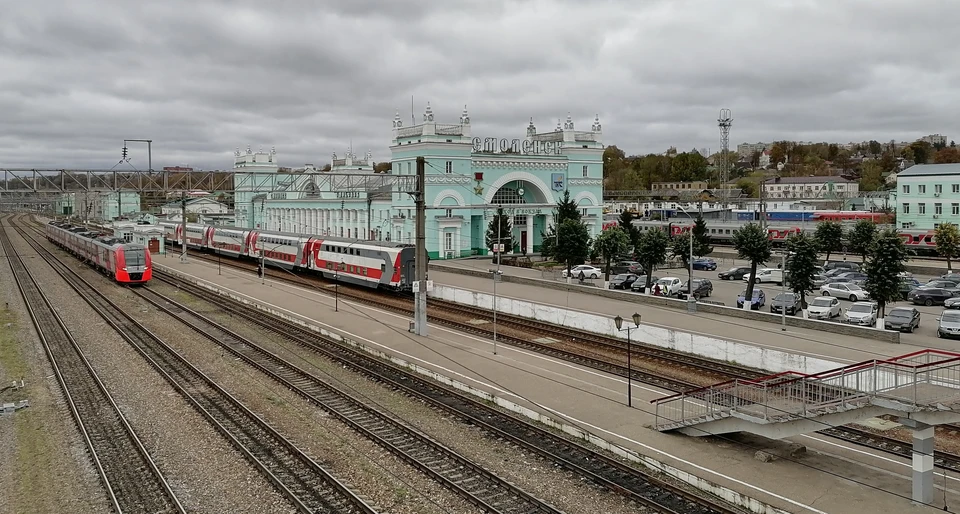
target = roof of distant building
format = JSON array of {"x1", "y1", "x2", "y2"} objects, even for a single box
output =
[
  {"x1": 897, "y1": 163, "x2": 960, "y2": 177},
  {"x1": 763, "y1": 176, "x2": 854, "y2": 184}
]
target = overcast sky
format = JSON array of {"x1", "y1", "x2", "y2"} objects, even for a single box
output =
[{"x1": 2, "y1": 0, "x2": 957, "y2": 170}]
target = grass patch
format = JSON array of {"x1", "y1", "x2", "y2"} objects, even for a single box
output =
[
  {"x1": 13, "y1": 409, "x2": 63, "y2": 513},
  {"x1": 0, "y1": 308, "x2": 28, "y2": 387}
]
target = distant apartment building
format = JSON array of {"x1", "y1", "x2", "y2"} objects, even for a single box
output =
[
  {"x1": 762, "y1": 176, "x2": 859, "y2": 199},
  {"x1": 920, "y1": 134, "x2": 948, "y2": 147},
  {"x1": 737, "y1": 142, "x2": 767, "y2": 159}
]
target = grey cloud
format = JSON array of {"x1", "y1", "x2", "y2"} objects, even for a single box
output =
[{"x1": 1, "y1": 0, "x2": 958, "y2": 170}]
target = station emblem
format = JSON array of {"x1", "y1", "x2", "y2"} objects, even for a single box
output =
[{"x1": 551, "y1": 173, "x2": 565, "y2": 191}]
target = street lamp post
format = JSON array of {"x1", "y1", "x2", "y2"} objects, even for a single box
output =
[
  {"x1": 676, "y1": 206, "x2": 695, "y2": 304},
  {"x1": 613, "y1": 312, "x2": 642, "y2": 407},
  {"x1": 335, "y1": 260, "x2": 343, "y2": 312},
  {"x1": 779, "y1": 252, "x2": 786, "y2": 331},
  {"x1": 217, "y1": 243, "x2": 221, "y2": 275}
]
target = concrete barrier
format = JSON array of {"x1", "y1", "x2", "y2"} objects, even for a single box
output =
[
  {"x1": 708, "y1": 248, "x2": 948, "y2": 278},
  {"x1": 431, "y1": 263, "x2": 900, "y2": 344},
  {"x1": 429, "y1": 283, "x2": 843, "y2": 376},
  {"x1": 154, "y1": 263, "x2": 791, "y2": 514}
]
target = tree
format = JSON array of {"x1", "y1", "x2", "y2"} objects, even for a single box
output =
[
  {"x1": 732, "y1": 223, "x2": 772, "y2": 306},
  {"x1": 736, "y1": 178, "x2": 758, "y2": 198},
  {"x1": 858, "y1": 160, "x2": 883, "y2": 191},
  {"x1": 691, "y1": 216, "x2": 713, "y2": 257},
  {"x1": 635, "y1": 228, "x2": 669, "y2": 292},
  {"x1": 814, "y1": 221, "x2": 844, "y2": 262},
  {"x1": 868, "y1": 140, "x2": 883, "y2": 156},
  {"x1": 594, "y1": 227, "x2": 630, "y2": 281},
  {"x1": 909, "y1": 141, "x2": 934, "y2": 164},
  {"x1": 617, "y1": 209, "x2": 640, "y2": 253},
  {"x1": 935, "y1": 223, "x2": 960, "y2": 271},
  {"x1": 847, "y1": 220, "x2": 878, "y2": 262},
  {"x1": 540, "y1": 190, "x2": 584, "y2": 261},
  {"x1": 373, "y1": 162, "x2": 392, "y2": 173},
  {"x1": 484, "y1": 208, "x2": 513, "y2": 254},
  {"x1": 554, "y1": 219, "x2": 591, "y2": 277},
  {"x1": 785, "y1": 232, "x2": 820, "y2": 310},
  {"x1": 603, "y1": 145, "x2": 627, "y2": 178},
  {"x1": 863, "y1": 229, "x2": 909, "y2": 319},
  {"x1": 935, "y1": 147, "x2": 960, "y2": 164},
  {"x1": 670, "y1": 151, "x2": 709, "y2": 181}
]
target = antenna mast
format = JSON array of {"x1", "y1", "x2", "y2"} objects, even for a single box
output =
[{"x1": 717, "y1": 109, "x2": 733, "y2": 221}]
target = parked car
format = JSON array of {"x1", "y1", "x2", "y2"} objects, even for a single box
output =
[
  {"x1": 899, "y1": 278, "x2": 922, "y2": 300},
  {"x1": 820, "y1": 282, "x2": 870, "y2": 301},
  {"x1": 884, "y1": 307, "x2": 921, "y2": 333},
  {"x1": 925, "y1": 279, "x2": 959, "y2": 290},
  {"x1": 823, "y1": 260, "x2": 861, "y2": 272},
  {"x1": 718, "y1": 266, "x2": 752, "y2": 280},
  {"x1": 807, "y1": 296, "x2": 842, "y2": 320},
  {"x1": 945, "y1": 296, "x2": 960, "y2": 309},
  {"x1": 679, "y1": 278, "x2": 714, "y2": 299},
  {"x1": 630, "y1": 275, "x2": 660, "y2": 293},
  {"x1": 609, "y1": 273, "x2": 639, "y2": 290},
  {"x1": 770, "y1": 292, "x2": 802, "y2": 315},
  {"x1": 744, "y1": 268, "x2": 784, "y2": 285},
  {"x1": 938, "y1": 310, "x2": 960, "y2": 339},
  {"x1": 908, "y1": 287, "x2": 955, "y2": 306},
  {"x1": 737, "y1": 288, "x2": 766, "y2": 310},
  {"x1": 563, "y1": 265, "x2": 601, "y2": 279},
  {"x1": 611, "y1": 260, "x2": 642, "y2": 275},
  {"x1": 835, "y1": 271, "x2": 868, "y2": 285},
  {"x1": 655, "y1": 277, "x2": 684, "y2": 296},
  {"x1": 941, "y1": 272, "x2": 960, "y2": 281},
  {"x1": 692, "y1": 258, "x2": 717, "y2": 271},
  {"x1": 843, "y1": 301, "x2": 878, "y2": 326}
]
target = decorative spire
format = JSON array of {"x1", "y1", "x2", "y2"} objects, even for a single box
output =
[
  {"x1": 246, "y1": 145, "x2": 252, "y2": 154},
  {"x1": 564, "y1": 112, "x2": 574, "y2": 130},
  {"x1": 235, "y1": 147, "x2": 240, "y2": 157},
  {"x1": 555, "y1": 118, "x2": 562, "y2": 132},
  {"x1": 526, "y1": 117, "x2": 537, "y2": 137},
  {"x1": 423, "y1": 101, "x2": 434, "y2": 122},
  {"x1": 271, "y1": 146, "x2": 276, "y2": 154},
  {"x1": 460, "y1": 104, "x2": 470, "y2": 125},
  {"x1": 591, "y1": 114, "x2": 602, "y2": 132},
  {"x1": 393, "y1": 109, "x2": 402, "y2": 128},
  {"x1": 332, "y1": 152, "x2": 337, "y2": 160}
]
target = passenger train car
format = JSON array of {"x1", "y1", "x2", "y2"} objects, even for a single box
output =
[
  {"x1": 157, "y1": 221, "x2": 418, "y2": 290},
  {"x1": 46, "y1": 221, "x2": 152, "y2": 284}
]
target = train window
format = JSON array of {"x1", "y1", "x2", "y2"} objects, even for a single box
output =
[
  {"x1": 381, "y1": 264, "x2": 386, "y2": 273},
  {"x1": 362, "y1": 268, "x2": 367, "y2": 276}
]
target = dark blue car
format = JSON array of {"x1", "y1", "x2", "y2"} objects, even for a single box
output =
[
  {"x1": 737, "y1": 288, "x2": 766, "y2": 310},
  {"x1": 692, "y1": 258, "x2": 717, "y2": 271}
]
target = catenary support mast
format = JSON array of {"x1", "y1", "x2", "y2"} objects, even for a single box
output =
[{"x1": 413, "y1": 156, "x2": 428, "y2": 336}]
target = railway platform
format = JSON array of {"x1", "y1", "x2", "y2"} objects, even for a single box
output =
[{"x1": 152, "y1": 253, "x2": 960, "y2": 514}]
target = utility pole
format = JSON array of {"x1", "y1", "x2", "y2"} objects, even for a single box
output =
[
  {"x1": 180, "y1": 191, "x2": 187, "y2": 263},
  {"x1": 413, "y1": 156, "x2": 428, "y2": 336}
]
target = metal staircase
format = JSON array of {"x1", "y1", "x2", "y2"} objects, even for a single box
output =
[{"x1": 653, "y1": 349, "x2": 960, "y2": 438}]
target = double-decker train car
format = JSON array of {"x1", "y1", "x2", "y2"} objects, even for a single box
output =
[
  {"x1": 160, "y1": 222, "x2": 419, "y2": 290},
  {"x1": 46, "y1": 221, "x2": 152, "y2": 285}
]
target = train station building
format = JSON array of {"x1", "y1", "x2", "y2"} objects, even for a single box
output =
[{"x1": 232, "y1": 104, "x2": 605, "y2": 259}]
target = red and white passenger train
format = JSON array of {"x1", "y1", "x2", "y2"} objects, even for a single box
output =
[
  {"x1": 157, "y1": 222, "x2": 418, "y2": 290},
  {"x1": 46, "y1": 221, "x2": 152, "y2": 285}
]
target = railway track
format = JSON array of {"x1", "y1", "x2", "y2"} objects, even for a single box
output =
[
  {"x1": 153, "y1": 271, "x2": 745, "y2": 514},
  {"x1": 134, "y1": 285, "x2": 564, "y2": 514},
  {"x1": 165, "y1": 242, "x2": 960, "y2": 478},
  {"x1": 12, "y1": 218, "x2": 378, "y2": 514},
  {"x1": 0, "y1": 219, "x2": 185, "y2": 514}
]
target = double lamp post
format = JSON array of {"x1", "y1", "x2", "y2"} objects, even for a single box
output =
[{"x1": 613, "y1": 312, "x2": 641, "y2": 407}]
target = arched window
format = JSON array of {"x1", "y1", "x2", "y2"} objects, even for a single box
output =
[{"x1": 491, "y1": 186, "x2": 525, "y2": 205}]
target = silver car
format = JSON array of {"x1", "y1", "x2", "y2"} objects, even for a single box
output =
[
  {"x1": 843, "y1": 301, "x2": 878, "y2": 326},
  {"x1": 945, "y1": 297, "x2": 960, "y2": 309},
  {"x1": 938, "y1": 310, "x2": 960, "y2": 339}
]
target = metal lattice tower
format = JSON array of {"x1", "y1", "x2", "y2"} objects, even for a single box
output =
[{"x1": 717, "y1": 109, "x2": 733, "y2": 220}]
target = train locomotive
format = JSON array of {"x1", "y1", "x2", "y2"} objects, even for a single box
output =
[
  {"x1": 157, "y1": 221, "x2": 418, "y2": 291},
  {"x1": 46, "y1": 221, "x2": 153, "y2": 285}
]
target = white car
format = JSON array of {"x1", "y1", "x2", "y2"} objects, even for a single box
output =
[
  {"x1": 843, "y1": 301, "x2": 879, "y2": 326},
  {"x1": 807, "y1": 296, "x2": 842, "y2": 320},
  {"x1": 945, "y1": 297, "x2": 960, "y2": 309},
  {"x1": 654, "y1": 277, "x2": 683, "y2": 296},
  {"x1": 743, "y1": 268, "x2": 784, "y2": 285},
  {"x1": 820, "y1": 282, "x2": 870, "y2": 302},
  {"x1": 563, "y1": 265, "x2": 601, "y2": 279}
]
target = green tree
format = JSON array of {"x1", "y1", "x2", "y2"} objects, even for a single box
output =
[
  {"x1": 863, "y1": 229, "x2": 909, "y2": 319},
  {"x1": 935, "y1": 223, "x2": 960, "y2": 271},
  {"x1": 909, "y1": 140, "x2": 934, "y2": 164},
  {"x1": 541, "y1": 190, "x2": 584, "y2": 260},
  {"x1": 692, "y1": 216, "x2": 713, "y2": 257},
  {"x1": 484, "y1": 208, "x2": 513, "y2": 254},
  {"x1": 858, "y1": 160, "x2": 884, "y2": 191},
  {"x1": 847, "y1": 220, "x2": 878, "y2": 262},
  {"x1": 671, "y1": 232, "x2": 693, "y2": 287},
  {"x1": 868, "y1": 140, "x2": 883, "y2": 156},
  {"x1": 736, "y1": 178, "x2": 758, "y2": 198},
  {"x1": 814, "y1": 221, "x2": 844, "y2": 261},
  {"x1": 617, "y1": 209, "x2": 640, "y2": 254},
  {"x1": 602, "y1": 145, "x2": 627, "y2": 178},
  {"x1": 635, "y1": 228, "x2": 669, "y2": 292},
  {"x1": 555, "y1": 219, "x2": 591, "y2": 278},
  {"x1": 732, "y1": 223, "x2": 772, "y2": 306},
  {"x1": 785, "y1": 232, "x2": 820, "y2": 310},
  {"x1": 670, "y1": 151, "x2": 709, "y2": 181},
  {"x1": 594, "y1": 227, "x2": 630, "y2": 281}
]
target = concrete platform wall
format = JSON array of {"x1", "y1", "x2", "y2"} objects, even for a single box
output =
[
  {"x1": 431, "y1": 263, "x2": 900, "y2": 344},
  {"x1": 430, "y1": 283, "x2": 843, "y2": 376}
]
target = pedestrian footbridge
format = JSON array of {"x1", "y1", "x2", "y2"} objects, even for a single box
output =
[{"x1": 652, "y1": 349, "x2": 960, "y2": 504}]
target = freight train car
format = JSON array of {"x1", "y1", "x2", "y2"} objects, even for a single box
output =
[{"x1": 46, "y1": 221, "x2": 152, "y2": 285}]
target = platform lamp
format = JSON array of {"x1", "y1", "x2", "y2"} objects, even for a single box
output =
[
  {"x1": 613, "y1": 312, "x2": 641, "y2": 407},
  {"x1": 335, "y1": 259, "x2": 344, "y2": 312}
]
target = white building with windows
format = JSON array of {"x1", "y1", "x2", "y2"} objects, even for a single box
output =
[
  {"x1": 895, "y1": 163, "x2": 960, "y2": 230},
  {"x1": 160, "y1": 196, "x2": 229, "y2": 216},
  {"x1": 762, "y1": 176, "x2": 859, "y2": 199}
]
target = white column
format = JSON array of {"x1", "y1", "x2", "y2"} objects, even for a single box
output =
[
  {"x1": 905, "y1": 420, "x2": 935, "y2": 504},
  {"x1": 525, "y1": 216, "x2": 533, "y2": 255}
]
